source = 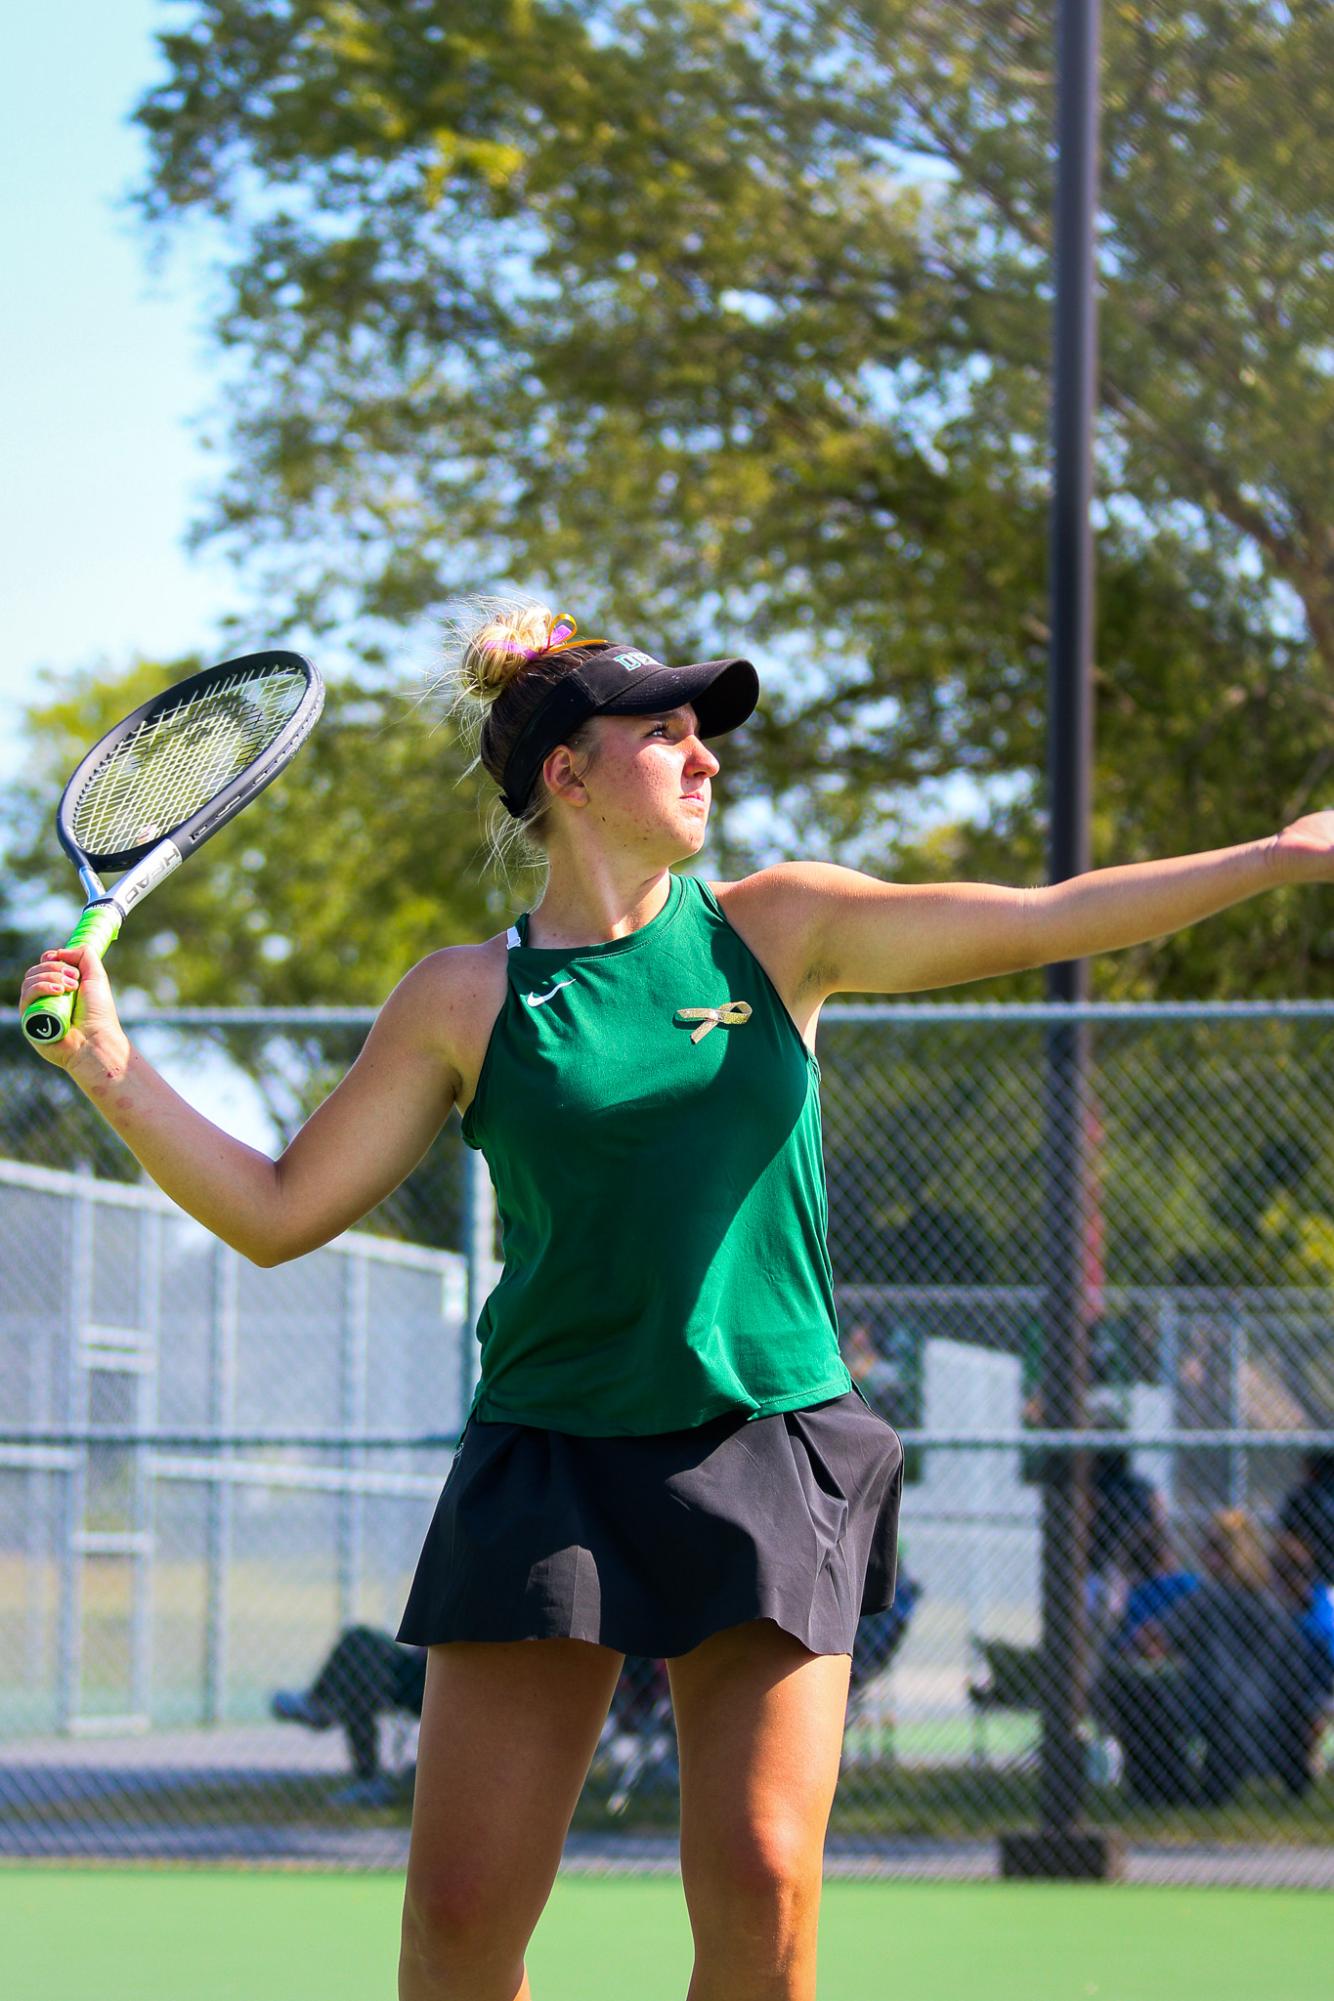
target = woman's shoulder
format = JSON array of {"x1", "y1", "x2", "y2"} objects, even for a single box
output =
[
  {"x1": 705, "y1": 867, "x2": 839, "y2": 1011},
  {"x1": 408, "y1": 928, "x2": 511, "y2": 975},
  {"x1": 400, "y1": 933, "x2": 511, "y2": 1025},
  {"x1": 707, "y1": 861, "x2": 838, "y2": 917},
  {"x1": 395, "y1": 934, "x2": 512, "y2": 1102}
]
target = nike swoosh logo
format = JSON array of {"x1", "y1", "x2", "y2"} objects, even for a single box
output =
[{"x1": 525, "y1": 980, "x2": 575, "y2": 1007}]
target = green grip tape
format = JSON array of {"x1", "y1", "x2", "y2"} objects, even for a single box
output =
[{"x1": 21, "y1": 905, "x2": 122, "y2": 1049}]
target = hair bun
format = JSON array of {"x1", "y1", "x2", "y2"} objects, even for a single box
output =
[{"x1": 460, "y1": 605, "x2": 582, "y2": 706}]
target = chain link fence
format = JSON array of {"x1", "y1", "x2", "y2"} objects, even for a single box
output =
[{"x1": 2, "y1": 1003, "x2": 1332, "y2": 1883}]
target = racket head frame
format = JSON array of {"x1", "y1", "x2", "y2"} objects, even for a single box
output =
[{"x1": 55, "y1": 650, "x2": 324, "y2": 919}]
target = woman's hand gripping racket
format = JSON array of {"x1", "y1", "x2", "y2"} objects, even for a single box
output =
[{"x1": 20, "y1": 651, "x2": 324, "y2": 1052}]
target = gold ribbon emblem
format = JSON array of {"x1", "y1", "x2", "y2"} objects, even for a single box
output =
[{"x1": 674, "y1": 1000, "x2": 753, "y2": 1044}]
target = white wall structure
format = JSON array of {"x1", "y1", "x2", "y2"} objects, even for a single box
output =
[{"x1": 0, "y1": 1158, "x2": 497, "y2": 1738}]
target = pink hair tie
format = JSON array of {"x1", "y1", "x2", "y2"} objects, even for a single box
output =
[{"x1": 495, "y1": 611, "x2": 583, "y2": 660}]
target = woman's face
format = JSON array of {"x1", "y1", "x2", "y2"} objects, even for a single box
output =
[{"x1": 555, "y1": 703, "x2": 721, "y2": 856}]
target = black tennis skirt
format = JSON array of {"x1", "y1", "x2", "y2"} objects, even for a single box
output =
[{"x1": 396, "y1": 1389, "x2": 904, "y2": 1659}]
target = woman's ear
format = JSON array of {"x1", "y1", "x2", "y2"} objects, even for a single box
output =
[{"x1": 543, "y1": 744, "x2": 590, "y2": 807}]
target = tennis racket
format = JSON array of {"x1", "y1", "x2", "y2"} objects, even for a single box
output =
[{"x1": 21, "y1": 650, "x2": 324, "y2": 1048}]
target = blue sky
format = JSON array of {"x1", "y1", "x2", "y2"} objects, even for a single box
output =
[
  {"x1": 0, "y1": 2, "x2": 236, "y2": 780},
  {"x1": 0, "y1": 4, "x2": 278, "y2": 1139}
]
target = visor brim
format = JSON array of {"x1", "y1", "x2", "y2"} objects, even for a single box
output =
[{"x1": 595, "y1": 657, "x2": 758, "y2": 738}]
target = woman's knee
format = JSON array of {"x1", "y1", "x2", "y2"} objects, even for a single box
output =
[
  {"x1": 671, "y1": 1622, "x2": 846, "y2": 1921},
  {"x1": 401, "y1": 1860, "x2": 534, "y2": 1975},
  {"x1": 687, "y1": 1813, "x2": 822, "y2": 1915},
  {"x1": 681, "y1": 1828, "x2": 823, "y2": 1990}
]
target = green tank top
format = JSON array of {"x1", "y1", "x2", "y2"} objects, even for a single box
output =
[{"x1": 459, "y1": 869, "x2": 858, "y2": 1435}]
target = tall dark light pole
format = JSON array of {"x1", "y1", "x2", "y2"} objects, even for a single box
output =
[{"x1": 1001, "y1": 0, "x2": 1123, "y2": 1880}]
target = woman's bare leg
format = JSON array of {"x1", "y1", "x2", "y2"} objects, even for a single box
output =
[
  {"x1": 399, "y1": 1637, "x2": 624, "y2": 2000},
  {"x1": 667, "y1": 1620, "x2": 850, "y2": 2001}
]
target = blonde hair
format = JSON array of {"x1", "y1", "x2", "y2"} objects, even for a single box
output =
[
  {"x1": 1202, "y1": 1508, "x2": 1271, "y2": 1593},
  {"x1": 428, "y1": 593, "x2": 606, "y2": 881}
]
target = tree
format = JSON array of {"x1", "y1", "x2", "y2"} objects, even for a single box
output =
[{"x1": 130, "y1": 0, "x2": 1334, "y2": 994}]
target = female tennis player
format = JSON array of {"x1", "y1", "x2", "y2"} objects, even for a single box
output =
[{"x1": 19, "y1": 599, "x2": 1334, "y2": 2001}]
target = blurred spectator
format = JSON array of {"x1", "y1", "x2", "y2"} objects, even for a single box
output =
[
  {"x1": 1089, "y1": 1449, "x2": 1161, "y2": 1577},
  {"x1": 607, "y1": 1654, "x2": 672, "y2": 1734},
  {"x1": 840, "y1": 1321, "x2": 900, "y2": 1413},
  {"x1": 1111, "y1": 1520, "x2": 1200, "y2": 1654},
  {"x1": 1092, "y1": 1521, "x2": 1199, "y2": 1804},
  {"x1": 1278, "y1": 1449, "x2": 1334, "y2": 1586},
  {"x1": 599, "y1": 1656, "x2": 677, "y2": 1815},
  {"x1": 1271, "y1": 1530, "x2": 1334, "y2": 1795},
  {"x1": 850, "y1": 1564, "x2": 922, "y2": 1695},
  {"x1": 1087, "y1": 1448, "x2": 1162, "y2": 1635},
  {"x1": 1143, "y1": 1510, "x2": 1329, "y2": 1805},
  {"x1": 1014, "y1": 1407, "x2": 1162, "y2": 1635},
  {"x1": 271, "y1": 1624, "x2": 426, "y2": 1805}
]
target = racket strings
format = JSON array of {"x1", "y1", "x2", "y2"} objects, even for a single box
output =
[{"x1": 70, "y1": 666, "x2": 308, "y2": 857}]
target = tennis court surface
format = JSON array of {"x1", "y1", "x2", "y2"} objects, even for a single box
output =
[{"x1": 5, "y1": 1867, "x2": 1330, "y2": 2001}]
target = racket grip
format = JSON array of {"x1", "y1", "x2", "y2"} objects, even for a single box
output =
[{"x1": 21, "y1": 905, "x2": 122, "y2": 1048}]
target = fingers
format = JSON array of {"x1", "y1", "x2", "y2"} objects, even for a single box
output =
[
  {"x1": 30, "y1": 947, "x2": 105, "y2": 992},
  {"x1": 20, "y1": 950, "x2": 87, "y2": 1017},
  {"x1": 22, "y1": 945, "x2": 118, "y2": 1008},
  {"x1": 18, "y1": 961, "x2": 77, "y2": 1062},
  {"x1": 19, "y1": 944, "x2": 126, "y2": 1069},
  {"x1": 23, "y1": 957, "x2": 81, "y2": 999},
  {"x1": 20, "y1": 956, "x2": 89, "y2": 1065}
]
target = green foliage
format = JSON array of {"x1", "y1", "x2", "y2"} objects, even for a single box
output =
[
  {"x1": 820, "y1": 1009, "x2": 1334, "y2": 1301},
  {"x1": 127, "y1": 0, "x2": 1334, "y2": 995}
]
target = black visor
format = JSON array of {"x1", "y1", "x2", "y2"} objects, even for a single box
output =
[{"x1": 499, "y1": 643, "x2": 758, "y2": 817}]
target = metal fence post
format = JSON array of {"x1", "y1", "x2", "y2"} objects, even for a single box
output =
[
  {"x1": 1229, "y1": 1301, "x2": 1247, "y2": 1510},
  {"x1": 338, "y1": 1248, "x2": 370, "y2": 1628},
  {"x1": 1159, "y1": 1292, "x2": 1179, "y2": 1513},
  {"x1": 204, "y1": 1240, "x2": 238, "y2": 1726},
  {"x1": 131, "y1": 1202, "x2": 162, "y2": 1724},
  {"x1": 56, "y1": 1164, "x2": 93, "y2": 1733}
]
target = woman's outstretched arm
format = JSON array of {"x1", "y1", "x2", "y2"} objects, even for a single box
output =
[
  {"x1": 18, "y1": 944, "x2": 461, "y2": 1265},
  {"x1": 755, "y1": 814, "x2": 1332, "y2": 997}
]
